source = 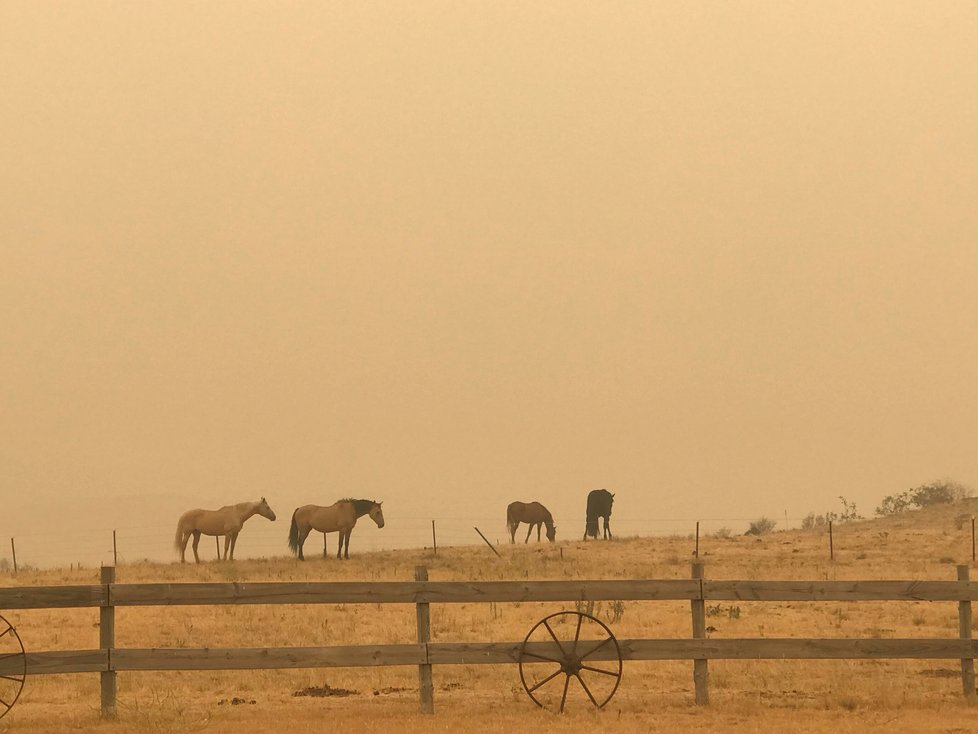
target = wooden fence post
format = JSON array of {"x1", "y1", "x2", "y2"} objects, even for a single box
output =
[
  {"x1": 415, "y1": 565, "x2": 434, "y2": 713},
  {"x1": 113, "y1": 530, "x2": 118, "y2": 566},
  {"x1": 474, "y1": 527, "x2": 501, "y2": 558},
  {"x1": 958, "y1": 565, "x2": 976, "y2": 700},
  {"x1": 691, "y1": 559, "x2": 709, "y2": 705},
  {"x1": 432, "y1": 520, "x2": 437, "y2": 556},
  {"x1": 100, "y1": 565, "x2": 117, "y2": 718},
  {"x1": 10, "y1": 538, "x2": 16, "y2": 575},
  {"x1": 829, "y1": 521, "x2": 834, "y2": 561}
]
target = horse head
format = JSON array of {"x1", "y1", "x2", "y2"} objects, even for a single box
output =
[
  {"x1": 369, "y1": 501, "x2": 385, "y2": 528},
  {"x1": 546, "y1": 524, "x2": 557, "y2": 542},
  {"x1": 258, "y1": 497, "x2": 277, "y2": 521}
]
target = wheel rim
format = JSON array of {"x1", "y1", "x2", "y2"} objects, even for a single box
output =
[
  {"x1": 0, "y1": 614, "x2": 26, "y2": 721},
  {"x1": 518, "y1": 611, "x2": 622, "y2": 713}
]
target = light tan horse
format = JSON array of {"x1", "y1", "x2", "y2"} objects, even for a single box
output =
[
  {"x1": 174, "y1": 497, "x2": 277, "y2": 563},
  {"x1": 507, "y1": 501, "x2": 556, "y2": 544},
  {"x1": 288, "y1": 499, "x2": 385, "y2": 561}
]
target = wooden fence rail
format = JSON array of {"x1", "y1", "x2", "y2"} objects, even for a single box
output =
[{"x1": 1, "y1": 563, "x2": 976, "y2": 717}]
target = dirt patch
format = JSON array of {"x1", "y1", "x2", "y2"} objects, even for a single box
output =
[
  {"x1": 293, "y1": 683, "x2": 359, "y2": 698},
  {"x1": 918, "y1": 668, "x2": 958, "y2": 678},
  {"x1": 373, "y1": 686, "x2": 412, "y2": 696},
  {"x1": 218, "y1": 697, "x2": 256, "y2": 705}
]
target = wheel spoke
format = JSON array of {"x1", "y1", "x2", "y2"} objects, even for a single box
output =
[
  {"x1": 0, "y1": 697, "x2": 10, "y2": 710},
  {"x1": 580, "y1": 663, "x2": 619, "y2": 677},
  {"x1": 542, "y1": 620, "x2": 566, "y2": 657},
  {"x1": 520, "y1": 650, "x2": 564, "y2": 664},
  {"x1": 571, "y1": 613, "x2": 583, "y2": 655},
  {"x1": 0, "y1": 674, "x2": 24, "y2": 683},
  {"x1": 527, "y1": 668, "x2": 564, "y2": 693},
  {"x1": 578, "y1": 635, "x2": 614, "y2": 660},
  {"x1": 575, "y1": 673, "x2": 599, "y2": 706},
  {"x1": 558, "y1": 673, "x2": 571, "y2": 713},
  {"x1": 0, "y1": 627, "x2": 11, "y2": 640}
]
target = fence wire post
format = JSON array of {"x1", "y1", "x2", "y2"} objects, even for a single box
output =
[
  {"x1": 100, "y1": 565, "x2": 117, "y2": 718},
  {"x1": 415, "y1": 565, "x2": 434, "y2": 713},
  {"x1": 958, "y1": 565, "x2": 976, "y2": 701},
  {"x1": 691, "y1": 559, "x2": 709, "y2": 705}
]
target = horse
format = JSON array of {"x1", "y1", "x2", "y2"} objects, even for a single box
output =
[
  {"x1": 583, "y1": 489, "x2": 614, "y2": 540},
  {"x1": 506, "y1": 501, "x2": 556, "y2": 544},
  {"x1": 174, "y1": 497, "x2": 277, "y2": 563},
  {"x1": 288, "y1": 499, "x2": 385, "y2": 561}
]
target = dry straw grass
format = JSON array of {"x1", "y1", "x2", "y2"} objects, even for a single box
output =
[{"x1": 3, "y1": 499, "x2": 978, "y2": 733}]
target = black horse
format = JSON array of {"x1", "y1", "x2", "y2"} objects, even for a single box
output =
[{"x1": 583, "y1": 489, "x2": 614, "y2": 540}]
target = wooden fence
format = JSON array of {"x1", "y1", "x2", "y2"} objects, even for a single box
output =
[{"x1": 1, "y1": 562, "x2": 976, "y2": 718}]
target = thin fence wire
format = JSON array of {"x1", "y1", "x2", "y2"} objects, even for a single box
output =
[{"x1": 1, "y1": 515, "x2": 830, "y2": 570}]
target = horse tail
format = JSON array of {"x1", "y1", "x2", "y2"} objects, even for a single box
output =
[
  {"x1": 287, "y1": 509, "x2": 300, "y2": 556},
  {"x1": 506, "y1": 503, "x2": 518, "y2": 532},
  {"x1": 174, "y1": 516, "x2": 186, "y2": 551}
]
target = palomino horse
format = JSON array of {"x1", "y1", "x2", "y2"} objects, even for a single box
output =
[
  {"x1": 288, "y1": 499, "x2": 385, "y2": 561},
  {"x1": 174, "y1": 497, "x2": 277, "y2": 563},
  {"x1": 583, "y1": 488, "x2": 614, "y2": 540},
  {"x1": 506, "y1": 501, "x2": 556, "y2": 544}
]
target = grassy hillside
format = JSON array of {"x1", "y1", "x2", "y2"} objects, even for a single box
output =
[{"x1": 2, "y1": 500, "x2": 978, "y2": 733}]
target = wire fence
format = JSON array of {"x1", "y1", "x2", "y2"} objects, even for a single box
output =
[{"x1": 1, "y1": 515, "x2": 824, "y2": 571}]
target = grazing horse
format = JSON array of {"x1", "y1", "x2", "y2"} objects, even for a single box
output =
[
  {"x1": 288, "y1": 499, "x2": 385, "y2": 561},
  {"x1": 174, "y1": 497, "x2": 277, "y2": 563},
  {"x1": 583, "y1": 489, "x2": 614, "y2": 540},
  {"x1": 506, "y1": 501, "x2": 556, "y2": 544}
]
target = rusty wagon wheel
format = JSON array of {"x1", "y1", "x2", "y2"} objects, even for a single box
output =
[
  {"x1": 517, "y1": 611, "x2": 622, "y2": 713},
  {"x1": 0, "y1": 613, "x2": 26, "y2": 721}
]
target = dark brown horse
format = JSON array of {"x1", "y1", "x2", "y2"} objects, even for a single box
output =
[
  {"x1": 583, "y1": 489, "x2": 614, "y2": 540},
  {"x1": 288, "y1": 499, "x2": 385, "y2": 560},
  {"x1": 507, "y1": 501, "x2": 556, "y2": 543}
]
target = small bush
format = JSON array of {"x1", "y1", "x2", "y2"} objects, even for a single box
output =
[
  {"x1": 745, "y1": 517, "x2": 776, "y2": 536},
  {"x1": 876, "y1": 479, "x2": 972, "y2": 517}
]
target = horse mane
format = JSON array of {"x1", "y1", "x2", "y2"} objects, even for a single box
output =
[{"x1": 344, "y1": 498, "x2": 378, "y2": 516}]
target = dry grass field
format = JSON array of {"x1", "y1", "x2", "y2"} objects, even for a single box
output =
[{"x1": 3, "y1": 500, "x2": 978, "y2": 733}]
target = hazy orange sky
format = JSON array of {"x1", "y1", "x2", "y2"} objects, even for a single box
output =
[{"x1": 2, "y1": 2, "x2": 976, "y2": 564}]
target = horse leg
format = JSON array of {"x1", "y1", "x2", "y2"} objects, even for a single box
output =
[
  {"x1": 191, "y1": 530, "x2": 201, "y2": 563},
  {"x1": 524, "y1": 523, "x2": 533, "y2": 544},
  {"x1": 604, "y1": 516, "x2": 612, "y2": 540},
  {"x1": 343, "y1": 530, "x2": 351, "y2": 560},
  {"x1": 509, "y1": 524, "x2": 516, "y2": 544},
  {"x1": 223, "y1": 535, "x2": 231, "y2": 561},
  {"x1": 297, "y1": 527, "x2": 312, "y2": 561},
  {"x1": 536, "y1": 523, "x2": 542, "y2": 542},
  {"x1": 228, "y1": 532, "x2": 238, "y2": 561}
]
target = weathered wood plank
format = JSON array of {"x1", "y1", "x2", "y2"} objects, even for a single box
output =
[
  {"x1": 0, "y1": 650, "x2": 107, "y2": 675},
  {"x1": 704, "y1": 580, "x2": 978, "y2": 601},
  {"x1": 429, "y1": 638, "x2": 978, "y2": 663},
  {"x1": 110, "y1": 582, "x2": 420, "y2": 606},
  {"x1": 10, "y1": 638, "x2": 978, "y2": 676},
  {"x1": 0, "y1": 585, "x2": 106, "y2": 609},
  {"x1": 110, "y1": 644, "x2": 427, "y2": 671},
  {"x1": 109, "y1": 579, "x2": 700, "y2": 606},
  {"x1": 422, "y1": 580, "x2": 699, "y2": 602}
]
